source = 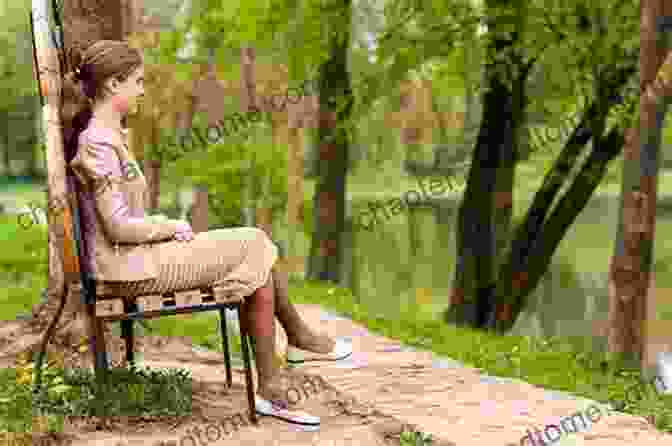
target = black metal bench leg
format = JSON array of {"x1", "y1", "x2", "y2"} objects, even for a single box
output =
[
  {"x1": 249, "y1": 334, "x2": 256, "y2": 358},
  {"x1": 88, "y1": 304, "x2": 109, "y2": 419},
  {"x1": 218, "y1": 308, "x2": 233, "y2": 387},
  {"x1": 88, "y1": 304, "x2": 109, "y2": 377},
  {"x1": 237, "y1": 303, "x2": 258, "y2": 425},
  {"x1": 121, "y1": 300, "x2": 136, "y2": 367}
]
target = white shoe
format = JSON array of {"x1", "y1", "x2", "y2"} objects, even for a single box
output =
[
  {"x1": 287, "y1": 339, "x2": 353, "y2": 365},
  {"x1": 255, "y1": 396, "x2": 320, "y2": 425}
]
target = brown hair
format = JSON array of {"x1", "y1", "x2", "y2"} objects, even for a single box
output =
[{"x1": 62, "y1": 40, "x2": 142, "y2": 163}]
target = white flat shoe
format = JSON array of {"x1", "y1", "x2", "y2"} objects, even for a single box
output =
[
  {"x1": 255, "y1": 396, "x2": 320, "y2": 425},
  {"x1": 287, "y1": 338, "x2": 353, "y2": 365}
]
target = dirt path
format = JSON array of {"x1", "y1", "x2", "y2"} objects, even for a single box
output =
[
  {"x1": 2, "y1": 303, "x2": 671, "y2": 445},
  {"x1": 290, "y1": 305, "x2": 672, "y2": 446}
]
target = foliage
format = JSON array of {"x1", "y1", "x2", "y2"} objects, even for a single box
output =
[
  {"x1": 153, "y1": 111, "x2": 288, "y2": 227},
  {"x1": 26, "y1": 352, "x2": 191, "y2": 422},
  {"x1": 148, "y1": 0, "x2": 639, "y2": 204},
  {"x1": 1, "y1": 347, "x2": 192, "y2": 432},
  {"x1": 0, "y1": 0, "x2": 36, "y2": 110}
]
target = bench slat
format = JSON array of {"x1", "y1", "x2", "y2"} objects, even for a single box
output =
[
  {"x1": 92, "y1": 287, "x2": 244, "y2": 319},
  {"x1": 174, "y1": 289, "x2": 203, "y2": 306},
  {"x1": 96, "y1": 299, "x2": 124, "y2": 317},
  {"x1": 136, "y1": 295, "x2": 164, "y2": 312}
]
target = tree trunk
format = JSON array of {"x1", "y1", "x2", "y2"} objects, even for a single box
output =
[
  {"x1": 2, "y1": 109, "x2": 10, "y2": 175},
  {"x1": 191, "y1": 185, "x2": 209, "y2": 232},
  {"x1": 286, "y1": 123, "x2": 305, "y2": 275},
  {"x1": 307, "y1": 0, "x2": 352, "y2": 284},
  {"x1": 400, "y1": 80, "x2": 422, "y2": 169},
  {"x1": 447, "y1": 0, "x2": 520, "y2": 328},
  {"x1": 240, "y1": 47, "x2": 260, "y2": 229},
  {"x1": 462, "y1": 22, "x2": 483, "y2": 162},
  {"x1": 608, "y1": 0, "x2": 671, "y2": 370},
  {"x1": 285, "y1": 61, "x2": 307, "y2": 276},
  {"x1": 189, "y1": 49, "x2": 221, "y2": 233},
  {"x1": 240, "y1": 46, "x2": 273, "y2": 236},
  {"x1": 31, "y1": 0, "x2": 126, "y2": 363},
  {"x1": 143, "y1": 158, "x2": 161, "y2": 212},
  {"x1": 497, "y1": 126, "x2": 626, "y2": 330},
  {"x1": 492, "y1": 63, "x2": 635, "y2": 327}
]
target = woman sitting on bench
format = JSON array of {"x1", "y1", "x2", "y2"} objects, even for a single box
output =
[{"x1": 61, "y1": 39, "x2": 352, "y2": 425}]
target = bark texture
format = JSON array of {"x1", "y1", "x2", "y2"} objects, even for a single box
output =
[
  {"x1": 307, "y1": 0, "x2": 353, "y2": 284},
  {"x1": 608, "y1": 0, "x2": 671, "y2": 369}
]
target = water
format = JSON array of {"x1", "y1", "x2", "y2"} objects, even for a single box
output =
[{"x1": 343, "y1": 192, "x2": 672, "y2": 356}]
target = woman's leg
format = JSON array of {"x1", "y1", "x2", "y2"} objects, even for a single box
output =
[
  {"x1": 244, "y1": 274, "x2": 283, "y2": 401},
  {"x1": 271, "y1": 268, "x2": 335, "y2": 354}
]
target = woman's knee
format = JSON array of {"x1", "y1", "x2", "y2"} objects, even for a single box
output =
[{"x1": 242, "y1": 227, "x2": 278, "y2": 257}]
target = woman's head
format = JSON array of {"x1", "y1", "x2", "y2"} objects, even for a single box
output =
[{"x1": 62, "y1": 40, "x2": 144, "y2": 162}]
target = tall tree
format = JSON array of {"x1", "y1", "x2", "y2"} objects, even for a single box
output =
[
  {"x1": 445, "y1": 1, "x2": 639, "y2": 331},
  {"x1": 448, "y1": 0, "x2": 528, "y2": 327},
  {"x1": 608, "y1": 0, "x2": 671, "y2": 370},
  {"x1": 44, "y1": 0, "x2": 126, "y2": 313},
  {"x1": 285, "y1": 89, "x2": 307, "y2": 276},
  {"x1": 240, "y1": 46, "x2": 258, "y2": 228},
  {"x1": 189, "y1": 47, "x2": 219, "y2": 233},
  {"x1": 492, "y1": 6, "x2": 637, "y2": 332},
  {"x1": 306, "y1": 0, "x2": 353, "y2": 283},
  {"x1": 29, "y1": 0, "x2": 128, "y2": 399}
]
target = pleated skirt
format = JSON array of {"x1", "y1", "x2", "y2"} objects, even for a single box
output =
[{"x1": 101, "y1": 227, "x2": 278, "y2": 300}]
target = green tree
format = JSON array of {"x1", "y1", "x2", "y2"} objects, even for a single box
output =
[
  {"x1": 444, "y1": 0, "x2": 638, "y2": 331},
  {"x1": 606, "y1": 0, "x2": 671, "y2": 369}
]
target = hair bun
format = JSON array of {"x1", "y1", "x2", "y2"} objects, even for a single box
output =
[{"x1": 66, "y1": 45, "x2": 87, "y2": 79}]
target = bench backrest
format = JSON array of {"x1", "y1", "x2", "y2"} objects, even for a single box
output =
[
  {"x1": 30, "y1": 1, "x2": 96, "y2": 306},
  {"x1": 62, "y1": 120, "x2": 98, "y2": 304},
  {"x1": 30, "y1": 9, "x2": 79, "y2": 282}
]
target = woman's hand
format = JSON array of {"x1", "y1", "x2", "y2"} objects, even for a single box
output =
[{"x1": 173, "y1": 220, "x2": 195, "y2": 242}]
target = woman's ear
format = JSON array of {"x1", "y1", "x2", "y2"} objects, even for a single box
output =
[{"x1": 102, "y1": 77, "x2": 121, "y2": 97}]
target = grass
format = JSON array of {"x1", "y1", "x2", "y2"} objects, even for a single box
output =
[{"x1": 2, "y1": 353, "x2": 193, "y2": 433}]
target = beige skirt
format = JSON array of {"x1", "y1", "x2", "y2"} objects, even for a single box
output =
[{"x1": 102, "y1": 227, "x2": 278, "y2": 300}]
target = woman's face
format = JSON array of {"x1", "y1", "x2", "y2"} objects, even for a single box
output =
[{"x1": 111, "y1": 65, "x2": 145, "y2": 115}]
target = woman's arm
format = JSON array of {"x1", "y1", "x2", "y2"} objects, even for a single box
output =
[{"x1": 71, "y1": 134, "x2": 191, "y2": 244}]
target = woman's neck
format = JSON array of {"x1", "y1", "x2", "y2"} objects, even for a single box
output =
[{"x1": 91, "y1": 103, "x2": 124, "y2": 132}]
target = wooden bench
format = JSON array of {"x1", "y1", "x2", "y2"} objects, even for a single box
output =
[{"x1": 59, "y1": 164, "x2": 258, "y2": 424}]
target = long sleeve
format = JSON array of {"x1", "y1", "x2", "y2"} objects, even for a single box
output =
[{"x1": 71, "y1": 135, "x2": 185, "y2": 244}]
